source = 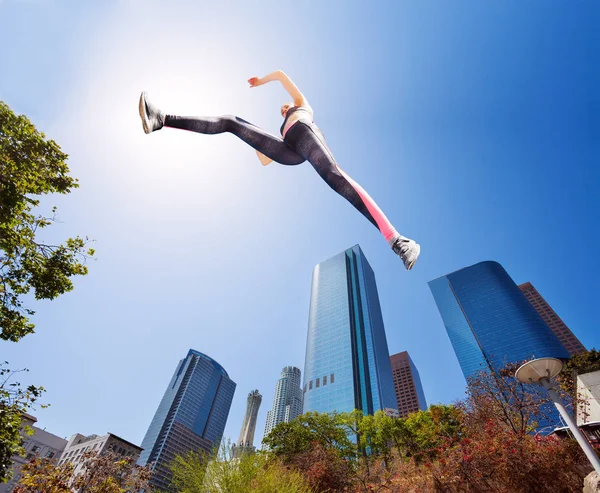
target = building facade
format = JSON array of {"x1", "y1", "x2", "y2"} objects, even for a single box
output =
[
  {"x1": 428, "y1": 261, "x2": 570, "y2": 380},
  {"x1": 302, "y1": 245, "x2": 397, "y2": 416},
  {"x1": 263, "y1": 367, "x2": 303, "y2": 439},
  {"x1": 57, "y1": 432, "x2": 142, "y2": 477},
  {"x1": 576, "y1": 370, "x2": 600, "y2": 450},
  {"x1": 232, "y1": 389, "x2": 262, "y2": 456},
  {"x1": 390, "y1": 351, "x2": 427, "y2": 417},
  {"x1": 138, "y1": 349, "x2": 236, "y2": 492},
  {"x1": 518, "y1": 282, "x2": 586, "y2": 356},
  {"x1": 0, "y1": 415, "x2": 67, "y2": 493}
]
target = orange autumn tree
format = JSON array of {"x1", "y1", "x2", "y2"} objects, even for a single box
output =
[{"x1": 13, "y1": 451, "x2": 151, "y2": 493}]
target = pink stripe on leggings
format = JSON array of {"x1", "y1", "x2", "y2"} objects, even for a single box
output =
[{"x1": 336, "y1": 165, "x2": 398, "y2": 242}]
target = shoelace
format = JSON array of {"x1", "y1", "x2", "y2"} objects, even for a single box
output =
[{"x1": 392, "y1": 238, "x2": 411, "y2": 256}]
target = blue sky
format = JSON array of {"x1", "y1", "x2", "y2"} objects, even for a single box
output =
[{"x1": 1, "y1": 0, "x2": 598, "y2": 449}]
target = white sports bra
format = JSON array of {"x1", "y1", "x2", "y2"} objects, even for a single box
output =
[{"x1": 281, "y1": 105, "x2": 314, "y2": 138}]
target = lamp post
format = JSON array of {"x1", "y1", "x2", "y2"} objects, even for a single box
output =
[{"x1": 515, "y1": 357, "x2": 600, "y2": 474}]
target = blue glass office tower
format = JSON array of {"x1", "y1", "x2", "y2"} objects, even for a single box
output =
[
  {"x1": 138, "y1": 350, "x2": 236, "y2": 492},
  {"x1": 303, "y1": 245, "x2": 397, "y2": 415},
  {"x1": 428, "y1": 261, "x2": 570, "y2": 380}
]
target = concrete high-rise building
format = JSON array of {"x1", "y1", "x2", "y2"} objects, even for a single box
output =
[
  {"x1": 264, "y1": 367, "x2": 303, "y2": 438},
  {"x1": 232, "y1": 390, "x2": 262, "y2": 456},
  {"x1": 0, "y1": 414, "x2": 67, "y2": 493},
  {"x1": 518, "y1": 282, "x2": 586, "y2": 356},
  {"x1": 390, "y1": 351, "x2": 427, "y2": 417},
  {"x1": 138, "y1": 349, "x2": 236, "y2": 492},
  {"x1": 303, "y1": 245, "x2": 397, "y2": 416},
  {"x1": 428, "y1": 261, "x2": 570, "y2": 380}
]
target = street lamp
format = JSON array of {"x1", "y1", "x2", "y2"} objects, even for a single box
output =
[{"x1": 515, "y1": 357, "x2": 600, "y2": 474}]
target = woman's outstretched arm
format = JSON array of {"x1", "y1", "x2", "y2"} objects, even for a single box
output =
[{"x1": 248, "y1": 70, "x2": 308, "y2": 106}]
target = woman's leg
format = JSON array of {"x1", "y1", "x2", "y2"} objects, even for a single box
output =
[
  {"x1": 286, "y1": 124, "x2": 397, "y2": 239},
  {"x1": 139, "y1": 92, "x2": 304, "y2": 165},
  {"x1": 166, "y1": 115, "x2": 305, "y2": 166},
  {"x1": 285, "y1": 123, "x2": 420, "y2": 269}
]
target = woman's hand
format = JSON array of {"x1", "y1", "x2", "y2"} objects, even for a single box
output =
[
  {"x1": 248, "y1": 77, "x2": 263, "y2": 88},
  {"x1": 248, "y1": 71, "x2": 307, "y2": 106}
]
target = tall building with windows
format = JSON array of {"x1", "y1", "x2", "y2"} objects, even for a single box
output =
[
  {"x1": 302, "y1": 245, "x2": 397, "y2": 416},
  {"x1": 428, "y1": 261, "x2": 570, "y2": 380},
  {"x1": 138, "y1": 349, "x2": 236, "y2": 492},
  {"x1": 263, "y1": 367, "x2": 303, "y2": 438},
  {"x1": 390, "y1": 351, "x2": 427, "y2": 417},
  {"x1": 518, "y1": 282, "x2": 586, "y2": 356}
]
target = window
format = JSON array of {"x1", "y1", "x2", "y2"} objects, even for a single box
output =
[
  {"x1": 31, "y1": 446, "x2": 42, "y2": 454},
  {"x1": 45, "y1": 451, "x2": 55, "y2": 459},
  {"x1": 92, "y1": 443, "x2": 98, "y2": 450},
  {"x1": 316, "y1": 378, "x2": 320, "y2": 388},
  {"x1": 330, "y1": 373, "x2": 334, "y2": 384},
  {"x1": 303, "y1": 384, "x2": 307, "y2": 393},
  {"x1": 323, "y1": 375, "x2": 327, "y2": 385},
  {"x1": 309, "y1": 380, "x2": 313, "y2": 390}
]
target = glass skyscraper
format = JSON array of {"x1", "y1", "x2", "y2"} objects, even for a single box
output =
[
  {"x1": 428, "y1": 261, "x2": 570, "y2": 380},
  {"x1": 303, "y1": 245, "x2": 397, "y2": 416},
  {"x1": 138, "y1": 349, "x2": 236, "y2": 492}
]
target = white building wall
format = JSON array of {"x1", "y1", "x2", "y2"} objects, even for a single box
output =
[{"x1": 577, "y1": 370, "x2": 600, "y2": 426}]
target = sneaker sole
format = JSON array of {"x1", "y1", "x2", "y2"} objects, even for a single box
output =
[
  {"x1": 405, "y1": 243, "x2": 420, "y2": 271},
  {"x1": 139, "y1": 92, "x2": 151, "y2": 134}
]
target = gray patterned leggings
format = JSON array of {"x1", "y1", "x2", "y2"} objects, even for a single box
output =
[{"x1": 164, "y1": 114, "x2": 397, "y2": 240}]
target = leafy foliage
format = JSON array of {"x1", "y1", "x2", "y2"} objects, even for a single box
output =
[
  {"x1": 0, "y1": 100, "x2": 93, "y2": 342},
  {"x1": 13, "y1": 451, "x2": 151, "y2": 493},
  {"x1": 0, "y1": 363, "x2": 45, "y2": 483},
  {"x1": 259, "y1": 363, "x2": 589, "y2": 492},
  {"x1": 12, "y1": 457, "x2": 73, "y2": 492},
  {"x1": 169, "y1": 441, "x2": 312, "y2": 493},
  {"x1": 558, "y1": 348, "x2": 600, "y2": 398},
  {"x1": 262, "y1": 411, "x2": 355, "y2": 461},
  {"x1": 464, "y1": 362, "x2": 555, "y2": 434}
]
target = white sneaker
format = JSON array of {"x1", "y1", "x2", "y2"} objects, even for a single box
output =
[
  {"x1": 390, "y1": 235, "x2": 420, "y2": 270},
  {"x1": 138, "y1": 92, "x2": 164, "y2": 134}
]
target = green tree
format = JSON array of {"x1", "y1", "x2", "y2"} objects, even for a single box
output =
[
  {"x1": 0, "y1": 100, "x2": 93, "y2": 342},
  {"x1": 355, "y1": 410, "x2": 395, "y2": 458},
  {"x1": 398, "y1": 404, "x2": 464, "y2": 462},
  {"x1": 0, "y1": 363, "x2": 45, "y2": 483},
  {"x1": 262, "y1": 413, "x2": 359, "y2": 492},
  {"x1": 169, "y1": 442, "x2": 312, "y2": 493},
  {"x1": 262, "y1": 411, "x2": 356, "y2": 461}
]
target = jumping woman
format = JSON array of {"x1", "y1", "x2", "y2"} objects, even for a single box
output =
[{"x1": 138, "y1": 70, "x2": 420, "y2": 269}]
